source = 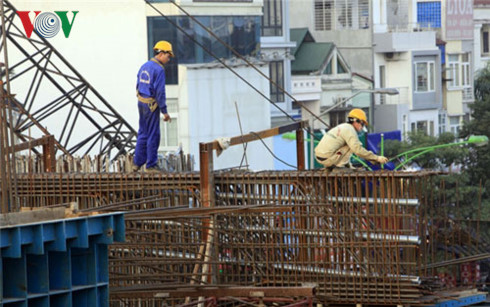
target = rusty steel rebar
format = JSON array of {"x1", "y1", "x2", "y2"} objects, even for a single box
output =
[{"x1": 11, "y1": 170, "x2": 489, "y2": 306}]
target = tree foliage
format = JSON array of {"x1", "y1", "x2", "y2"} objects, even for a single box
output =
[
  {"x1": 460, "y1": 63, "x2": 490, "y2": 186},
  {"x1": 383, "y1": 131, "x2": 467, "y2": 170},
  {"x1": 381, "y1": 64, "x2": 490, "y2": 221},
  {"x1": 384, "y1": 63, "x2": 490, "y2": 179}
]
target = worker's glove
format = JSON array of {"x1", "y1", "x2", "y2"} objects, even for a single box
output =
[{"x1": 377, "y1": 156, "x2": 388, "y2": 164}]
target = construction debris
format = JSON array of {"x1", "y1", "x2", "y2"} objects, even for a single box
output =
[{"x1": 11, "y1": 152, "x2": 194, "y2": 174}]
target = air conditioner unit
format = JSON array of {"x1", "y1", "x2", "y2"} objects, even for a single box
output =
[{"x1": 384, "y1": 52, "x2": 402, "y2": 61}]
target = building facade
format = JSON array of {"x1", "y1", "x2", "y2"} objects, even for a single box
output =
[
  {"x1": 474, "y1": 0, "x2": 490, "y2": 72},
  {"x1": 290, "y1": 0, "x2": 475, "y2": 139}
]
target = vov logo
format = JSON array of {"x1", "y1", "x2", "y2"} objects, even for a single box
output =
[{"x1": 16, "y1": 11, "x2": 79, "y2": 38}]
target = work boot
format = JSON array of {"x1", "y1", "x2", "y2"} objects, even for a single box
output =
[
  {"x1": 331, "y1": 166, "x2": 355, "y2": 173},
  {"x1": 132, "y1": 164, "x2": 141, "y2": 172},
  {"x1": 145, "y1": 166, "x2": 164, "y2": 173}
]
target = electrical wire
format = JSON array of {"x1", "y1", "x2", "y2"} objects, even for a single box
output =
[
  {"x1": 144, "y1": 0, "x2": 297, "y2": 122},
  {"x1": 250, "y1": 131, "x2": 298, "y2": 170},
  {"x1": 143, "y1": 0, "x2": 321, "y2": 141},
  {"x1": 234, "y1": 101, "x2": 249, "y2": 169},
  {"x1": 164, "y1": 0, "x2": 329, "y2": 130}
]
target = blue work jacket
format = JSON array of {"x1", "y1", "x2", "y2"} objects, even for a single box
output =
[{"x1": 136, "y1": 58, "x2": 167, "y2": 114}]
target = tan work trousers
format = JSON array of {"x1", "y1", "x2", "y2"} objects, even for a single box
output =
[{"x1": 315, "y1": 145, "x2": 352, "y2": 168}]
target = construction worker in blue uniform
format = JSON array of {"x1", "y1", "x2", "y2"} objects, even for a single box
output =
[{"x1": 133, "y1": 41, "x2": 174, "y2": 172}]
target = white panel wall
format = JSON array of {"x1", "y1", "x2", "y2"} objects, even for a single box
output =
[
  {"x1": 10, "y1": 0, "x2": 147, "y2": 139},
  {"x1": 184, "y1": 64, "x2": 274, "y2": 171}
]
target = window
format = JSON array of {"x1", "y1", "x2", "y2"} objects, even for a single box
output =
[
  {"x1": 402, "y1": 115, "x2": 408, "y2": 139},
  {"x1": 438, "y1": 113, "x2": 446, "y2": 135},
  {"x1": 148, "y1": 16, "x2": 260, "y2": 64},
  {"x1": 412, "y1": 120, "x2": 433, "y2": 136},
  {"x1": 315, "y1": 0, "x2": 333, "y2": 31},
  {"x1": 417, "y1": 1, "x2": 441, "y2": 28},
  {"x1": 415, "y1": 61, "x2": 435, "y2": 92},
  {"x1": 462, "y1": 53, "x2": 471, "y2": 87},
  {"x1": 329, "y1": 110, "x2": 347, "y2": 127},
  {"x1": 417, "y1": 121, "x2": 427, "y2": 135},
  {"x1": 269, "y1": 61, "x2": 284, "y2": 103},
  {"x1": 262, "y1": 0, "x2": 282, "y2": 36},
  {"x1": 314, "y1": 0, "x2": 369, "y2": 31},
  {"x1": 160, "y1": 98, "x2": 179, "y2": 148},
  {"x1": 447, "y1": 53, "x2": 472, "y2": 97},
  {"x1": 379, "y1": 65, "x2": 386, "y2": 104},
  {"x1": 447, "y1": 54, "x2": 460, "y2": 88},
  {"x1": 323, "y1": 55, "x2": 348, "y2": 75},
  {"x1": 324, "y1": 61, "x2": 332, "y2": 74},
  {"x1": 462, "y1": 53, "x2": 473, "y2": 101},
  {"x1": 449, "y1": 116, "x2": 460, "y2": 135},
  {"x1": 483, "y1": 30, "x2": 489, "y2": 55},
  {"x1": 148, "y1": 15, "x2": 261, "y2": 84},
  {"x1": 359, "y1": 0, "x2": 370, "y2": 29},
  {"x1": 161, "y1": 119, "x2": 179, "y2": 147},
  {"x1": 337, "y1": 58, "x2": 347, "y2": 73},
  {"x1": 337, "y1": 0, "x2": 353, "y2": 29}
]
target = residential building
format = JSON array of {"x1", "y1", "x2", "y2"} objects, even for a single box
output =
[
  {"x1": 376, "y1": 0, "x2": 474, "y2": 137},
  {"x1": 373, "y1": 1, "x2": 442, "y2": 137},
  {"x1": 290, "y1": 0, "x2": 474, "y2": 139},
  {"x1": 261, "y1": 0, "x2": 298, "y2": 125},
  {"x1": 288, "y1": 0, "x2": 375, "y2": 126},
  {"x1": 289, "y1": 28, "x2": 370, "y2": 128},
  {"x1": 442, "y1": 0, "x2": 474, "y2": 134},
  {"x1": 287, "y1": 1, "x2": 385, "y2": 133},
  {"x1": 285, "y1": 27, "x2": 375, "y2": 169},
  {"x1": 474, "y1": 0, "x2": 490, "y2": 72},
  {"x1": 290, "y1": 0, "x2": 372, "y2": 76}
]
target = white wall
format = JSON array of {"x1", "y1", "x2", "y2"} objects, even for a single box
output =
[
  {"x1": 146, "y1": 0, "x2": 263, "y2": 16},
  {"x1": 409, "y1": 109, "x2": 439, "y2": 136},
  {"x1": 184, "y1": 63, "x2": 274, "y2": 171},
  {"x1": 474, "y1": 6, "x2": 490, "y2": 71},
  {"x1": 444, "y1": 41, "x2": 465, "y2": 116},
  {"x1": 289, "y1": 0, "x2": 373, "y2": 76},
  {"x1": 8, "y1": 0, "x2": 147, "y2": 145}
]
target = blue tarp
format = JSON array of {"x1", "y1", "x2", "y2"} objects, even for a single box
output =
[{"x1": 365, "y1": 130, "x2": 401, "y2": 170}]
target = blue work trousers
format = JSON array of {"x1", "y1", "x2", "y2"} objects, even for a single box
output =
[{"x1": 134, "y1": 101, "x2": 161, "y2": 168}]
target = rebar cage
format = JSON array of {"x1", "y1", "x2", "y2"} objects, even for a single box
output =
[{"x1": 12, "y1": 170, "x2": 489, "y2": 306}]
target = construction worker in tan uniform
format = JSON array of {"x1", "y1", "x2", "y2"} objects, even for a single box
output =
[{"x1": 314, "y1": 108, "x2": 388, "y2": 171}]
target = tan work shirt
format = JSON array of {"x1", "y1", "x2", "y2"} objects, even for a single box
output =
[{"x1": 314, "y1": 123, "x2": 379, "y2": 167}]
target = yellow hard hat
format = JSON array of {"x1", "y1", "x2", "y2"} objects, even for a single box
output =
[
  {"x1": 153, "y1": 41, "x2": 174, "y2": 57},
  {"x1": 348, "y1": 108, "x2": 368, "y2": 126}
]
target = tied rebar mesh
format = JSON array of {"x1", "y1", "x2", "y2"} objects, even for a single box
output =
[{"x1": 13, "y1": 170, "x2": 489, "y2": 306}]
